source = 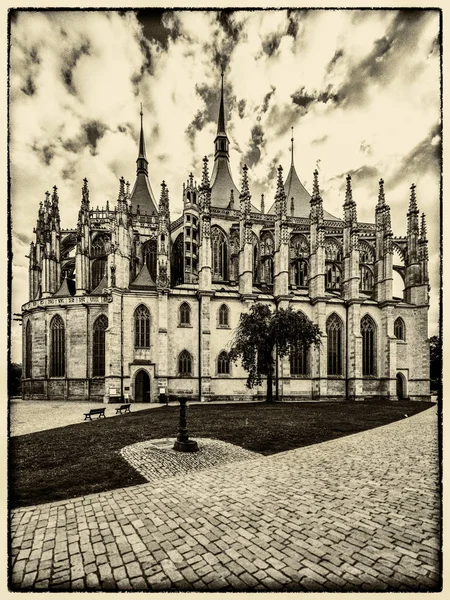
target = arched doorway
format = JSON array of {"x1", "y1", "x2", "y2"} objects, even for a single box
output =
[
  {"x1": 396, "y1": 373, "x2": 406, "y2": 400},
  {"x1": 135, "y1": 370, "x2": 150, "y2": 403}
]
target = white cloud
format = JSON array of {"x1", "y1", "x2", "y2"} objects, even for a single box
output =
[{"x1": 9, "y1": 9, "x2": 441, "y2": 362}]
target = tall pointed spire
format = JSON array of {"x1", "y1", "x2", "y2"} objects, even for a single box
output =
[
  {"x1": 290, "y1": 127, "x2": 294, "y2": 167},
  {"x1": 217, "y1": 69, "x2": 226, "y2": 136},
  {"x1": 130, "y1": 105, "x2": 157, "y2": 215},
  {"x1": 137, "y1": 104, "x2": 148, "y2": 175},
  {"x1": 210, "y1": 67, "x2": 240, "y2": 209}
]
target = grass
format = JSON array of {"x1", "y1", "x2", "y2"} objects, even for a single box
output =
[{"x1": 9, "y1": 400, "x2": 433, "y2": 509}]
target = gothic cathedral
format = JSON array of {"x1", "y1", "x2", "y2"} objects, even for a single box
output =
[{"x1": 22, "y1": 75, "x2": 430, "y2": 403}]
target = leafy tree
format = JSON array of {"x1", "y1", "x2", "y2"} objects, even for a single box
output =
[
  {"x1": 229, "y1": 303, "x2": 322, "y2": 402},
  {"x1": 8, "y1": 362, "x2": 22, "y2": 397},
  {"x1": 429, "y1": 335, "x2": 441, "y2": 393}
]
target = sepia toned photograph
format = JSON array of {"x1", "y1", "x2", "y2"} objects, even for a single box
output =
[{"x1": 8, "y1": 6, "x2": 442, "y2": 592}]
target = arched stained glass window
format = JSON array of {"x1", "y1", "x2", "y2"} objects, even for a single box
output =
[
  {"x1": 143, "y1": 239, "x2": 157, "y2": 282},
  {"x1": 327, "y1": 314, "x2": 343, "y2": 376},
  {"x1": 219, "y1": 304, "x2": 229, "y2": 327},
  {"x1": 212, "y1": 227, "x2": 228, "y2": 281},
  {"x1": 91, "y1": 234, "x2": 110, "y2": 257},
  {"x1": 135, "y1": 305, "x2": 150, "y2": 348},
  {"x1": 262, "y1": 257, "x2": 274, "y2": 285},
  {"x1": 360, "y1": 265, "x2": 374, "y2": 292},
  {"x1": 92, "y1": 257, "x2": 107, "y2": 289},
  {"x1": 218, "y1": 351, "x2": 230, "y2": 375},
  {"x1": 361, "y1": 315, "x2": 376, "y2": 376},
  {"x1": 394, "y1": 317, "x2": 405, "y2": 341},
  {"x1": 293, "y1": 259, "x2": 309, "y2": 287},
  {"x1": 171, "y1": 233, "x2": 184, "y2": 286},
  {"x1": 180, "y1": 302, "x2": 191, "y2": 326},
  {"x1": 178, "y1": 350, "x2": 193, "y2": 376},
  {"x1": 50, "y1": 315, "x2": 65, "y2": 377},
  {"x1": 93, "y1": 315, "x2": 108, "y2": 376},
  {"x1": 290, "y1": 344, "x2": 308, "y2": 376},
  {"x1": 25, "y1": 321, "x2": 32, "y2": 378},
  {"x1": 326, "y1": 263, "x2": 341, "y2": 290}
]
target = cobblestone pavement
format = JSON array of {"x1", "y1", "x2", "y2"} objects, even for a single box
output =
[
  {"x1": 10, "y1": 406, "x2": 440, "y2": 592},
  {"x1": 121, "y1": 438, "x2": 259, "y2": 482}
]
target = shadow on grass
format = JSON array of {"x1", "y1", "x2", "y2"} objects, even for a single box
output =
[{"x1": 9, "y1": 400, "x2": 433, "y2": 509}]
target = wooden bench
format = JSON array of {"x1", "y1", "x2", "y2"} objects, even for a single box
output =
[
  {"x1": 83, "y1": 408, "x2": 106, "y2": 420},
  {"x1": 115, "y1": 404, "x2": 131, "y2": 415}
]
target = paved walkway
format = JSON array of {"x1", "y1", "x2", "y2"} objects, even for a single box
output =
[
  {"x1": 10, "y1": 407, "x2": 440, "y2": 592},
  {"x1": 9, "y1": 400, "x2": 162, "y2": 437}
]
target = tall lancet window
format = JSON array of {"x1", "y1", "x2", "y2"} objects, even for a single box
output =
[
  {"x1": 211, "y1": 226, "x2": 228, "y2": 281},
  {"x1": 25, "y1": 321, "x2": 32, "y2": 378},
  {"x1": 325, "y1": 238, "x2": 342, "y2": 290},
  {"x1": 50, "y1": 315, "x2": 65, "y2": 377},
  {"x1": 327, "y1": 314, "x2": 343, "y2": 376},
  {"x1": 135, "y1": 305, "x2": 150, "y2": 348},
  {"x1": 93, "y1": 315, "x2": 108, "y2": 377},
  {"x1": 290, "y1": 344, "x2": 308, "y2": 376},
  {"x1": 143, "y1": 239, "x2": 157, "y2": 282},
  {"x1": 92, "y1": 258, "x2": 107, "y2": 289},
  {"x1": 361, "y1": 315, "x2": 376, "y2": 376},
  {"x1": 171, "y1": 234, "x2": 184, "y2": 286},
  {"x1": 290, "y1": 234, "x2": 309, "y2": 287}
]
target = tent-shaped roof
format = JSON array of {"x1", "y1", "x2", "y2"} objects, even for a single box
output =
[
  {"x1": 129, "y1": 263, "x2": 156, "y2": 289},
  {"x1": 267, "y1": 163, "x2": 340, "y2": 221},
  {"x1": 90, "y1": 274, "x2": 108, "y2": 296},
  {"x1": 54, "y1": 277, "x2": 75, "y2": 297}
]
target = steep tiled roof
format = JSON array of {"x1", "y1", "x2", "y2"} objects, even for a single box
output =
[
  {"x1": 130, "y1": 174, "x2": 158, "y2": 216},
  {"x1": 130, "y1": 264, "x2": 156, "y2": 289},
  {"x1": 90, "y1": 274, "x2": 108, "y2": 295},
  {"x1": 267, "y1": 164, "x2": 340, "y2": 221}
]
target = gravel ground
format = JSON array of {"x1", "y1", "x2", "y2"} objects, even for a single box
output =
[{"x1": 120, "y1": 437, "x2": 260, "y2": 482}]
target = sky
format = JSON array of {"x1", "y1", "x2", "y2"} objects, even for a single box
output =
[{"x1": 9, "y1": 8, "x2": 441, "y2": 363}]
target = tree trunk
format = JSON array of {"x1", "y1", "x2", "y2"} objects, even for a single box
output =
[{"x1": 266, "y1": 367, "x2": 274, "y2": 402}]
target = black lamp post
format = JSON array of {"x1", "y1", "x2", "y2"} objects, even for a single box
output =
[{"x1": 173, "y1": 398, "x2": 199, "y2": 452}]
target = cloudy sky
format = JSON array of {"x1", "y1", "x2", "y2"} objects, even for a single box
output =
[{"x1": 9, "y1": 8, "x2": 441, "y2": 363}]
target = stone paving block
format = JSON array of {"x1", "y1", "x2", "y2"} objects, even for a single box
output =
[{"x1": 10, "y1": 408, "x2": 440, "y2": 595}]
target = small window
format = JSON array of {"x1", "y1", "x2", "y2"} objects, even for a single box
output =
[
  {"x1": 186, "y1": 228, "x2": 191, "y2": 237},
  {"x1": 394, "y1": 317, "x2": 405, "y2": 341},
  {"x1": 219, "y1": 304, "x2": 229, "y2": 327},
  {"x1": 193, "y1": 217, "x2": 197, "y2": 226},
  {"x1": 187, "y1": 215, "x2": 191, "y2": 222},
  {"x1": 178, "y1": 350, "x2": 193, "y2": 376},
  {"x1": 218, "y1": 351, "x2": 230, "y2": 375},
  {"x1": 180, "y1": 302, "x2": 191, "y2": 326}
]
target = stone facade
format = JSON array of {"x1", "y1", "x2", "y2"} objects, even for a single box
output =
[{"x1": 21, "y1": 81, "x2": 430, "y2": 403}]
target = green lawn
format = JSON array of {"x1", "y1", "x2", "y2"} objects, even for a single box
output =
[{"x1": 9, "y1": 400, "x2": 433, "y2": 509}]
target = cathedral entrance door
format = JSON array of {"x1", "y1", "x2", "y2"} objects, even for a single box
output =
[
  {"x1": 135, "y1": 370, "x2": 151, "y2": 403},
  {"x1": 396, "y1": 373, "x2": 405, "y2": 400}
]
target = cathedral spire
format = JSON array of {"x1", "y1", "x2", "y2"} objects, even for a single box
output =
[
  {"x1": 137, "y1": 104, "x2": 148, "y2": 176},
  {"x1": 290, "y1": 127, "x2": 294, "y2": 167},
  {"x1": 130, "y1": 105, "x2": 157, "y2": 215},
  {"x1": 217, "y1": 69, "x2": 226, "y2": 136}
]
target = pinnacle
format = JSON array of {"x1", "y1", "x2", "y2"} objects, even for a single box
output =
[
  {"x1": 312, "y1": 169, "x2": 320, "y2": 198},
  {"x1": 201, "y1": 156, "x2": 210, "y2": 188},
  {"x1": 378, "y1": 178, "x2": 385, "y2": 205}
]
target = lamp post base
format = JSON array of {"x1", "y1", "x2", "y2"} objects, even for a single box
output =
[{"x1": 173, "y1": 439, "x2": 199, "y2": 453}]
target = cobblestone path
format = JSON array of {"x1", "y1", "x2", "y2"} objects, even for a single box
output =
[{"x1": 10, "y1": 407, "x2": 440, "y2": 592}]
